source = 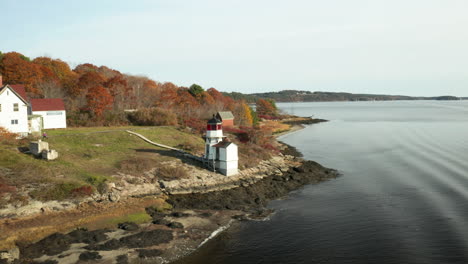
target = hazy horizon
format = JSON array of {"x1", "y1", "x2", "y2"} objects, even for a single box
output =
[{"x1": 2, "y1": 0, "x2": 467, "y2": 97}]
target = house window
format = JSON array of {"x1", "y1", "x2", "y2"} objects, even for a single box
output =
[
  {"x1": 46, "y1": 111, "x2": 62, "y2": 115},
  {"x1": 13, "y1": 103, "x2": 19, "y2": 111},
  {"x1": 11, "y1": 120, "x2": 18, "y2": 125}
]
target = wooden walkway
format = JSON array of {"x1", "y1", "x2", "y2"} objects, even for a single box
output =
[{"x1": 125, "y1": 130, "x2": 204, "y2": 162}]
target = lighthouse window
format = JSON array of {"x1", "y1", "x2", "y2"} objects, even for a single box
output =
[{"x1": 216, "y1": 124, "x2": 222, "y2": 130}]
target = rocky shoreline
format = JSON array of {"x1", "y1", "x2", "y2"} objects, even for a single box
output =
[{"x1": 1, "y1": 142, "x2": 339, "y2": 264}]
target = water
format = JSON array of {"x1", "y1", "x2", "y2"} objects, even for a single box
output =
[{"x1": 176, "y1": 100, "x2": 468, "y2": 264}]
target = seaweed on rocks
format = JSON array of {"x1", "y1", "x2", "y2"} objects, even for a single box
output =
[
  {"x1": 116, "y1": 254, "x2": 129, "y2": 264},
  {"x1": 282, "y1": 118, "x2": 328, "y2": 126},
  {"x1": 118, "y1": 222, "x2": 139, "y2": 231},
  {"x1": 137, "y1": 249, "x2": 163, "y2": 258},
  {"x1": 79, "y1": 251, "x2": 102, "y2": 261},
  {"x1": 167, "y1": 222, "x2": 184, "y2": 229},
  {"x1": 118, "y1": 229, "x2": 173, "y2": 248},
  {"x1": 167, "y1": 160, "x2": 339, "y2": 211},
  {"x1": 18, "y1": 228, "x2": 111, "y2": 260}
]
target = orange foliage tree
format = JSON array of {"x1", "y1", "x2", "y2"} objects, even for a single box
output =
[
  {"x1": 0, "y1": 52, "x2": 43, "y2": 96},
  {"x1": 256, "y1": 99, "x2": 277, "y2": 117},
  {"x1": 85, "y1": 86, "x2": 114, "y2": 117}
]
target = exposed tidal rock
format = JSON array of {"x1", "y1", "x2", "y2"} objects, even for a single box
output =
[{"x1": 167, "y1": 160, "x2": 339, "y2": 211}]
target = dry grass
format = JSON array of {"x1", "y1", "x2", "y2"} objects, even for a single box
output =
[
  {"x1": 155, "y1": 165, "x2": 189, "y2": 181},
  {"x1": 0, "y1": 197, "x2": 168, "y2": 250},
  {"x1": 261, "y1": 120, "x2": 291, "y2": 134}
]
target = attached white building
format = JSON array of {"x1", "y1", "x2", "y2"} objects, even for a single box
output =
[
  {"x1": 30, "y1": 98, "x2": 67, "y2": 129},
  {"x1": 214, "y1": 140, "x2": 239, "y2": 176},
  {"x1": 0, "y1": 82, "x2": 30, "y2": 136}
]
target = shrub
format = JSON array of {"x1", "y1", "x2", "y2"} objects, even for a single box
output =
[
  {"x1": 155, "y1": 166, "x2": 189, "y2": 181},
  {"x1": 71, "y1": 185, "x2": 94, "y2": 197},
  {"x1": 30, "y1": 182, "x2": 83, "y2": 201},
  {"x1": 0, "y1": 180, "x2": 16, "y2": 197},
  {"x1": 0, "y1": 127, "x2": 19, "y2": 145},
  {"x1": 119, "y1": 157, "x2": 156, "y2": 174},
  {"x1": 183, "y1": 118, "x2": 205, "y2": 134},
  {"x1": 128, "y1": 107, "x2": 178, "y2": 126}
]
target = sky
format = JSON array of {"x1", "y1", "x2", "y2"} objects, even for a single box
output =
[{"x1": 2, "y1": 0, "x2": 468, "y2": 96}]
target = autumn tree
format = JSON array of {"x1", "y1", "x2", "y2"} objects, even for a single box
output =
[
  {"x1": 234, "y1": 101, "x2": 254, "y2": 126},
  {"x1": 256, "y1": 99, "x2": 277, "y2": 117},
  {"x1": 85, "y1": 86, "x2": 113, "y2": 117},
  {"x1": 33, "y1": 57, "x2": 74, "y2": 82},
  {"x1": 74, "y1": 63, "x2": 99, "y2": 74},
  {"x1": 0, "y1": 52, "x2": 44, "y2": 96},
  {"x1": 104, "y1": 74, "x2": 130, "y2": 110}
]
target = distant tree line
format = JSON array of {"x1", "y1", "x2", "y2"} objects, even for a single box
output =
[{"x1": 0, "y1": 51, "x2": 261, "y2": 128}]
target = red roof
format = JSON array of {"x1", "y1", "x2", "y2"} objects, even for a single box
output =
[
  {"x1": 9, "y1": 85, "x2": 28, "y2": 101},
  {"x1": 31, "y1": 98, "x2": 66, "y2": 111},
  {"x1": 213, "y1": 141, "x2": 232, "y2": 148}
]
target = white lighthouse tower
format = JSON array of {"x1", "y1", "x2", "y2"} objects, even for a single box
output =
[
  {"x1": 204, "y1": 115, "x2": 223, "y2": 160},
  {"x1": 204, "y1": 115, "x2": 238, "y2": 176}
]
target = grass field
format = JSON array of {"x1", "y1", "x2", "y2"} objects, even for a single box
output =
[{"x1": 0, "y1": 126, "x2": 205, "y2": 201}]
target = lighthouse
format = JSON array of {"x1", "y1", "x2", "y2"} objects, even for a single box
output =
[
  {"x1": 204, "y1": 115, "x2": 223, "y2": 160},
  {"x1": 204, "y1": 115, "x2": 238, "y2": 176}
]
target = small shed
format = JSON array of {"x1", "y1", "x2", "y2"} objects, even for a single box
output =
[
  {"x1": 213, "y1": 139, "x2": 238, "y2": 176},
  {"x1": 30, "y1": 98, "x2": 67, "y2": 129},
  {"x1": 216, "y1": 111, "x2": 234, "y2": 127}
]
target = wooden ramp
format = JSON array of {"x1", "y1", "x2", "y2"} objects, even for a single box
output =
[{"x1": 125, "y1": 130, "x2": 204, "y2": 162}]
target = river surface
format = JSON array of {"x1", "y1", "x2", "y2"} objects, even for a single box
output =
[{"x1": 176, "y1": 100, "x2": 468, "y2": 264}]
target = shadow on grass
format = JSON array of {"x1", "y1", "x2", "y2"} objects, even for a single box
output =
[{"x1": 132, "y1": 148, "x2": 206, "y2": 170}]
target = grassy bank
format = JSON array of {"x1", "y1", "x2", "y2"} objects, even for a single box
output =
[{"x1": 0, "y1": 126, "x2": 205, "y2": 202}]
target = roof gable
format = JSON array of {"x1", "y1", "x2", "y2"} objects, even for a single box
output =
[
  {"x1": 31, "y1": 98, "x2": 66, "y2": 111},
  {"x1": 0, "y1": 85, "x2": 29, "y2": 104},
  {"x1": 217, "y1": 111, "x2": 234, "y2": 120},
  {"x1": 213, "y1": 141, "x2": 232, "y2": 148},
  {"x1": 9, "y1": 85, "x2": 28, "y2": 101}
]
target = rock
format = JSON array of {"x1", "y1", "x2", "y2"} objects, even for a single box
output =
[
  {"x1": 0, "y1": 247, "x2": 19, "y2": 263},
  {"x1": 116, "y1": 254, "x2": 129, "y2": 264},
  {"x1": 118, "y1": 222, "x2": 139, "y2": 231},
  {"x1": 85, "y1": 239, "x2": 121, "y2": 251},
  {"x1": 171, "y1": 212, "x2": 190, "y2": 218},
  {"x1": 200, "y1": 212, "x2": 212, "y2": 217},
  {"x1": 152, "y1": 218, "x2": 170, "y2": 225},
  {"x1": 79, "y1": 251, "x2": 102, "y2": 261},
  {"x1": 108, "y1": 192, "x2": 120, "y2": 202},
  {"x1": 293, "y1": 167, "x2": 305, "y2": 173},
  {"x1": 167, "y1": 222, "x2": 184, "y2": 229},
  {"x1": 119, "y1": 229, "x2": 173, "y2": 248}
]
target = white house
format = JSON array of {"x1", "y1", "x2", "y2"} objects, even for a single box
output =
[
  {"x1": 30, "y1": 98, "x2": 67, "y2": 129},
  {"x1": 0, "y1": 79, "x2": 30, "y2": 136}
]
